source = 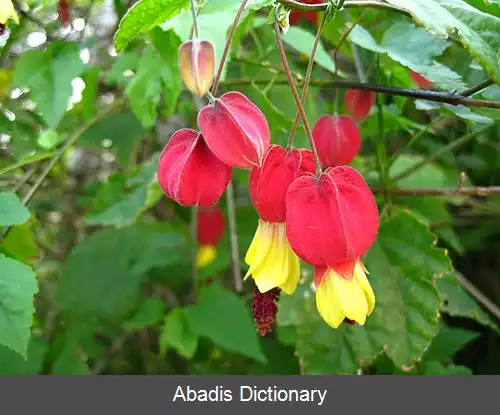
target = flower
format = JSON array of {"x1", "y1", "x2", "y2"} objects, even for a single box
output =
[
  {"x1": 312, "y1": 115, "x2": 361, "y2": 167},
  {"x1": 0, "y1": 0, "x2": 19, "y2": 26},
  {"x1": 198, "y1": 91, "x2": 270, "y2": 169},
  {"x1": 196, "y1": 205, "x2": 225, "y2": 268},
  {"x1": 285, "y1": 165, "x2": 379, "y2": 268},
  {"x1": 157, "y1": 129, "x2": 232, "y2": 206},
  {"x1": 344, "y1": 89, "x2": 376, "y2": 122},
  {"x1": 410, "y1": 70, "x2": 433, "y2": 89},
  {"x1": 178, "y1": 39, "x2": 215, "y2": 97},
  {"x1": 289, "y1": 0, "x2": 322, "y2": 26},
  {"x1": 314, "y1": 260, "x2": 375, "y2": 328},
  {"x1": 245, "y1": 145, "x2": 315, "y2": 294}
]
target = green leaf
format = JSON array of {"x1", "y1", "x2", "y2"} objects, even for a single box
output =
[
  {"x1": 0, "y1": 336, "x2": 48, "y2": 374},
  {"x1": 349, "y1": 22, "x2": 465, "y2": 91},
  {"x1": 422, "y1": 360, "x2": 473, "y2": 375},
  {"x1": 80, "y1": 66, "x2": 100, "y2": 121},
  {"x1": 279, "y1": 211, "x2": 450, "y2": 374},
  {"x1": 84, "y1": 155, "x2": 160, "y2": 227},
  {"x1": 37, "y1": 129, "x2": 63, "y2": 150},
  {"x1": 185, "y1": 284, "x2": 266, "y2": 362},
  {"x1": 57, "y1": 224, "x2": 185, "y2": 321},
  {"x1": 13, "y1": 41, "x2": 85, "y2": 128},
  {"x1": 385, "y1": 0, "x2": 500, "y2": 83},
  {"x1": 159, "y1": 308, "x2": 199, "y2": 359},
  {"x1": 424, "y1": 324, "x2": 480, "y2": 361},
  {"x1": 0, "y1": 222, "x2": 38, "y2": 263},
  {"x1": 0, "y1": 192, "x2": 30, "y2": 226},
  {"x1": 282, "y1": 27, "x2": 336, "y2": 74},
  {"x1": 124, "y1": 298, "x2": 166, "y2": 330},
  {"x1": 436, "y1": 272, "x2": 498, "y2": 331},
  {"x1": 202, "y1": 0, "x2": 273, "y2": 13},
  {"x1": 79, "y1": 112, "x2": 146, "y2": 169},
  {"x1": 0, "y1": 254, "x2": 38, "y2": 358},
  {"x1": 114, "y1": 0, "x2": 189, "y2": 52}
]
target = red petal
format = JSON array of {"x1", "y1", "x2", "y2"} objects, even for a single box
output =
[
  {"x1": 249, "y1": 145, "x2": 315, "y2": 222},
  {"x1": 312, "y1": 115, "x2": 361, "y2": 167},
  {"x1": 410, "y1": 70, "x2": 433, "y2": 89},
  {"x1": 198, "y1": 205, "x2": 225, "y2": 245},
  {"x1": 286, "y1": 166, "x2": 379, "y2": 267},
  {"x1": 157, "y1": 129, "x2": 232, "y2": 206},
  {"x1": 198, "y1": 91, "x2": 270, "y2": 169},
  {"x1": 344, "y1": 89, "x2": 376, "y2": 122}
]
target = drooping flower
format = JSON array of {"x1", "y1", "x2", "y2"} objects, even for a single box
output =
[
  {"x1": 58, "y1": 0, "x2": 70, "y2": 27},
  {"x1": 245, "y1": 145, "x2": 315, "y2": 295},
  {"x1": 289, "y1": 0, "x2": 322, "y2": 26},
  {"x1": 198, "y1": 91, "x2": 270, "y2": 169},
  {"x1": 0, "y1": 0, "x2": 19, "y2": 28},
  {"x1": 312, "y1": 115, "x2": 361, "y2": 167},
  {"x1": 157, "y1": 128, "x2": 231, "y2": 206},
  {"x1": 285, "y1": 165, "x2": 379, "y2": 269},
  {"x1": 314, "y1": 260, "x2": 375, "y2": 328},
  {"x1": 410, "y1": 70, "x2": 433, "y2": 89},
  {"x1": 178, "y1": 39, "x2": 215, "y2": 97},
  {"x1": 196, "y1": 205, "x2": 224, "y2": 268},
  {"x1": 344, "y1": 89, "x2": 376, "y2": 122}
]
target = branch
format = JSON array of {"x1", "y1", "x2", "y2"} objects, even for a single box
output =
[
  {"x1": 278, "y1": 0, "x2": 407, "y2": 15},
  {"x1": 373, "y1": 186, "x2": 500, "y2": 197},
  {"x1": 220, "y1": 79, "x2": 500, "y2": 109}
]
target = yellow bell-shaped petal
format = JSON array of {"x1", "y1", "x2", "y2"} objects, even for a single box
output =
[
  {"x1": 196, "y1": 244, "x2": 217, "y2": 268},
  {"x1": 0, "y1": 0, "x2": 19, "y2": 26}
]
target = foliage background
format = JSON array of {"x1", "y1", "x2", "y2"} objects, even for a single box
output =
[{"x1": 1, "y1": 0, "x2": 500, "y2": 375}]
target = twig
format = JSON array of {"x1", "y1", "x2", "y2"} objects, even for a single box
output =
[
  {"x1": 211, "y1": 0, "x2": 249, "y2": 96},
  {"x1": 277, "y1": 0, "x2": 408, "y2": 15},
  {"x1": 274, "y1": 20, "x2": 322, "y2": 176},
  {"x1": 461, "y1": 78, "x2": 494, "y2": 97},
  {"x1": 226, "y1": 180, "x2": 243, "y2": 292},
  {"x1": 220, "y1": 79, "x2": 500, "y2": 109},
  {"x1": 372, "y1": 186, "x2": 500, "y2": 197}
]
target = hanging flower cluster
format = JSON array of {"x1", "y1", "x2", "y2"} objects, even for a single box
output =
[{"x1": 158, "y1": 31, "x2": 379, "y2": 335}]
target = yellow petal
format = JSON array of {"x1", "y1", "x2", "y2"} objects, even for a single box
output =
[
  {"x1": 245, "y1": 221, "x2": 300, "y2": 294},
  {"x1": 196, "y1": 244, "x2": 216, "y2": 268},
  {"x1": 353, "y1": 261, "x2": 376, "y2": 315},
  {"x1": 333, "y1": 273, "x2": 369, "y2": 325},
  {"x1": 316, "y1": 271, "x2": 345, "y2": 329},
  {"x1": 0, "y1": 0, "x2": 19, "y2": 25}
]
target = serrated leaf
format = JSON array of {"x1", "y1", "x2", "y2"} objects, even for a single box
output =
[
  {"x1": 185, "y1": 284, "x2": 266, "y2": 362},
  {"x1": 13, "y1": 41, "x2": 85, "y2": 128},
  {"x1": 0, "y1": 336, "x2": 48, "y2": 374},
  {"x1": 0, "y1": 254, "x2": 38, "y2": 358},
  {"x1": 0, "y1": 222, "x2": 38, "y2": 263},
  {"x1": 386, "y1": 0, "x2": 500, "y2": 83},
  {"x1": 160, "y1": 308, "x2": 198, "y2": 359},
  {"x1": 422, "y1": 360, "x2": 473, "y2": 375},
  {"x1": 57, "y1": 224, "x2": 185, "y2": 321},
  {"x1": 0, "y1": 192, "x2": 30, "y2": 226},
  {"x1": 114, "y1": 0, "x2": 189, "y2": 52},
  {"x1": 124, "y1": 298, "x2": 165, "y2": 330},
  {"x1": 424, "y1": 324, "x2": 480, "y2": 361}
]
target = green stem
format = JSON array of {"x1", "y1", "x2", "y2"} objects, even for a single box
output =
[{"x1": 189, "y1": 0, "x2": 199, "y2": 39}]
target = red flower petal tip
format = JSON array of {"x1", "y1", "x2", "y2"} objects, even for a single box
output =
[
  {"x1": 197, "y1": 205, "x2": 225, "y2": 245},
  {"x1": 344, "y1": 89, "x2": 376, "y2": 122},
  {"x1": 312, "y1": 115, "x2": 361, "y2": 167},
  {"x1": 285, "y1": 166, "x2": 379, "y2": 267},
  {"x1": 410, "y1": 70, "x2": 433, "y2": 89},
  {"x1": 198, "y1": 91, "x2": 270, "y2": 169},
  {"x1": 157, "y1": 129, "x2": 232, "y2": 207}
]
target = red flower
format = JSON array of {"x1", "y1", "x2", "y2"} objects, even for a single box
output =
[
  {"x1": 58, "y1": 0, "x2": 70, "y2": 27},
  {"x1": 410, "y1": 70, "x2": 433, "y2": 89},
  {"x1": 344, "y1": 89, "x2": 376, "y2": 122},
  {"x1": 289, "y1": 0, "x2": 322, "y2": 26},
  {"x1": 157, "y1": 129, "x2": 231, "y2": 206},
  {"x1": 198, "y1": 91, "x2": 270, "y2": 169},
  {"x1": 312, "y1": 115, "x2": 361, "y2": 167},
  {"x1": 285, "y1": 166, "x2": 379, "y2": 268},
  {"x1": 197, "y1": 205, "x2": 225, "y2": 246}
]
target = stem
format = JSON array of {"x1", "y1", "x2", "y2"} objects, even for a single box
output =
[
  {"x1": 286, "y1": 10, "x2": 329, "y2": 150},
  {"x1": 392, "y1": 125, "x2": 493, "y2": 183},
  {"x1": 372, "y1": 186, "x2": 500, "y2": 196},
  {"x1": 0, "y1": 99, "x2": 125, "y2": 242},
  {"x1": 277, "y1": 0, "x2": 408, "y2": 15},
  {"x1": 274, "y1": 20, "x2": 322, "y2": 176},
  {"x1": 461, "y1": 78, "x2": 494, "y2": 97},
  {"x1": 226, "y1": 180, "x2": 243, "y2": 293},
  {"x1": 455, "y1": 272, "x2": 500, "y2": 323},
  {"x1": 189, "y1": 0, "x2": 199, "y2": 39},
  {"x1": 211, "y1": 0, "x2": 249, "y2": 96}
]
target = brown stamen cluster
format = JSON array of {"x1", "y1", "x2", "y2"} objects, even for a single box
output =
[
  {"x1": 251, "y1": 286, "x2": 281, "y2": 336},
  {"x1": 343, "y1": 318, "x2": 356, "y2": 326}
]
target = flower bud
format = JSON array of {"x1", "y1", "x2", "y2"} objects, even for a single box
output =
[
  {"x1": 197, "y1": 205, "x2": 225, "y2": 246},
  {"x1": 344, "y1": 89, "x2": 376, "y2": 122},
  {"x1": 312, "y1": 115, "x2": 361, "y2": 167},
  {"x1": 178, "y1": 39, "x2": 215, "y2": 97},
  {"x1": 249, "y1": 145, "x2": 315, "y2": 222},
  {"x1": 198, "y1": 91, "x2": 270, "y2": 169},
  {"x1": 285, "y1": 166, "x2": 379, "y2": 268},
  {"x1": 410, "y1": 70, "x2": 433, "y2": 89},
  {"x1": 157, "y1": 129, "x2": 231, "y2": 206}
]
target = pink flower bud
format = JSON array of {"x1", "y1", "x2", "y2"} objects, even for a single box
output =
[
  {"x1": 198, "y1": 91, "x2": 271, "y2": 169},
  {"x1": 178, "y1": 39, "x2": 215, "y2": 97},
  {"x1": 312, "y1": 115, "x2": 361, "y2": 167},
  {"x1": 157, "y1": 129, "x2": 231, "y2": 206},
  {"x1": 344, "y1": 89, "x2": 376, "y2": 122}
]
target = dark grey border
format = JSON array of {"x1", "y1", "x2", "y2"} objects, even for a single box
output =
[{"x1": 0, "y1": 376, "x2": 497, "y2": 415}]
